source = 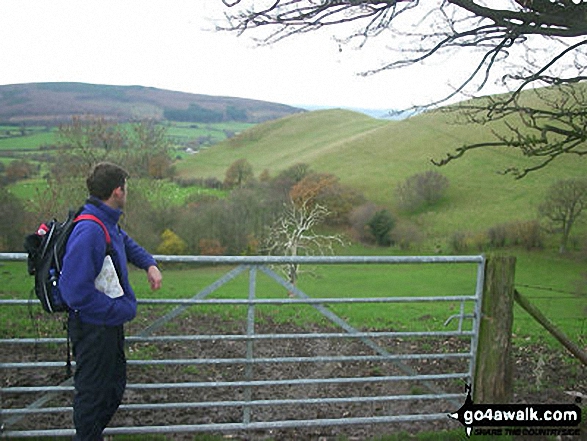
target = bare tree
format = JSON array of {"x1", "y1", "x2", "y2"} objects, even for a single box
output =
[
  {"x1": 218, "y1": 1, "x2": 587, "y2": 176},
  {"x1": 126, "y1": 119, "x2": 174, "y2": 179},
  {"x1": 56, "y1": 115, "x2": 126, "y2": 177},
  {"x1": 538, "y1": 178, "x2": 587, "y2": 253},
  {"x1": 264, "y1": 198, "x2": 345, "y2": 287},
  {"x1": 56, "y1": 116, "x2": 174, "y2": 179}
]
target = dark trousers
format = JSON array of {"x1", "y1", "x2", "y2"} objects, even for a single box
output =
[{"x1": 68, "y1": 316, "x2": 126, "y2": 441}]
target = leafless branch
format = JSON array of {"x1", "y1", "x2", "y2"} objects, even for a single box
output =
[
  {"x1": 263, "y1": 198, "x2": 346, "y2": 285},
  {"x1": 217, "y1": 1, "x2": 587, "y2": 175}
]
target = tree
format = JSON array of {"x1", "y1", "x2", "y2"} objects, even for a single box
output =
[
  {"x1": 271, "y1": 162, "x2": 311, "y2": 199},
  {"x1": 264, "y1": 198, "x2": 345, "y2": 286},
  {"x1": 56, "y1": 115, "x2": 126, "y2": 177},
  {"x1": 538, "y1": 178, "x2": 587, "y2": 253},
  {"x1": 5, "y1": 159, "x2": 36, "y2": 183},
  {"x1": 126, "y1": 119, "x2": 174, "y2": 179},
  {"x1": 218, "y1": 1, "x2": 587, "y2": 177},
  {"x1": 368, "y1": 209, "x2": 395, "y2": 246},
  {"x1": 290, "y1": 173, "x2": 338, "y2": 208},
  {"x1": 224, "y1": 158, "x2": 254, "y2": 188},
  {"x1": 290, "y1": 172, "x2": 365, "y2": 225}
]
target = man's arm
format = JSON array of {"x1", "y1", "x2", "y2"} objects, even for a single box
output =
[{"x1": 122, "y1": 229, "x2": 162, "y2": 290}]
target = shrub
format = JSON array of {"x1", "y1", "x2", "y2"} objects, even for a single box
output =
[
  {"x1": 486, "y1": 220, "x2": 544, "y2": 250},
  {"x1": 390, "y1": 222, "x2": 423, "y2": 250},
  {"x1": 157, "y1": 229, "x2": 188, "y2": 255},
  {"x1": 396, "y1": 170, "x2": 449, "y2": 212},
  {"x1": 487, "y1": 224, "x2": 508, "y2": 248},
  {"x1": 198, "y1": 238, "x2": 226, "y2": 256},
  {"x1": 449, "y1": 231, "x2": 470, "y2": 253},
  {"x1": 510, "y1": 220, "x2": 544, "y2": 250},
  {"x1": 349, "y1": 203, "x2": 380, "y2": 243}
]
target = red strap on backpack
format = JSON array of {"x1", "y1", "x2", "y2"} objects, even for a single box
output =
[{"x1": 74, "y1": 214, "x2": 112, "y2": 245}]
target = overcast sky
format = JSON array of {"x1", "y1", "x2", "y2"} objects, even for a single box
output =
[{"x1": 0, "y1": 0, "x2": 506, "y2": 111}]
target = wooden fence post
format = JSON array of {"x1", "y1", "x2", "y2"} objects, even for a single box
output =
[{"x1": 474, "y1": 254, "x2": 516, "y2": 404}]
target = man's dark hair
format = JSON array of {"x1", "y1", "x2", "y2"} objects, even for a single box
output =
[{"x1": 86, "y1": 162, "x2": 129, "y2": 200}]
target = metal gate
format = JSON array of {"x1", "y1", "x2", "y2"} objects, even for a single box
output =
[{"x1": 1, "y1": 254, "x2": 485, "y2": 438}]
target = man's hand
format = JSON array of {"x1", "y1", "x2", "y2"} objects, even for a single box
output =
[{"x1": 147, "y1": 265, "x2": 162, "y2": 291}]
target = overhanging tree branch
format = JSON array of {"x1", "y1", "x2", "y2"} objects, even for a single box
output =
[{"x1": 217, "y1": 1, "x2": 587, "y2": 176}]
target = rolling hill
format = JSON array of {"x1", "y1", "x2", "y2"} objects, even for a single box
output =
[
  {"x1": 176, "y1": 102, "x2": 587, "y2": 242},
  {"x1": 0, "y1": 82, "x2": 304, "y2": 124}
]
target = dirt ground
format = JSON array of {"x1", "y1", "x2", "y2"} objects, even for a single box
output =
[{"x1": 1, "y1": 312, "x2": 585, "y2": 440}]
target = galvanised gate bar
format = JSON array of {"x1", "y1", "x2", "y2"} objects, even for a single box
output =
[{"x1": 0, "y1": 254, "x2": 485, "y2": 438}]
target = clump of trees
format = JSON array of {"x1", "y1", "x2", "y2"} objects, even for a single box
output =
[
  {"x1": 164, "y1": 104, "x2": 248, "y2": 123},
  {"x1": 0, "y1": 116, "x2": 179, "y2": 251},
  {"x1": 173, "y1": 161, "x2": 365, "y2": 257},
  {"x1": 1, "y1": 160, "x2": 37, "y2": 185}
]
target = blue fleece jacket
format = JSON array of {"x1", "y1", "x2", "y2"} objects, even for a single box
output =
[{"x1": 60, "y1": 197, "x2": 157, "y2": 326}]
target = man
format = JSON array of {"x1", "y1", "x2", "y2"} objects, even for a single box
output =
[{"x1": 60, "y1": 162, "x2": 162, "y2": 440}]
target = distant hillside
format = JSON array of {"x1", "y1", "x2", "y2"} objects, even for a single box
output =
[
  {"x1": 176, "y1": 102, "x2": 586, "y2": 241},
  {"x1": 0, "y1": 82, "x2": 304, "y2": 124}
]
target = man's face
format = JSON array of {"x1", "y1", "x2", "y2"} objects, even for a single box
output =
[{"x1": 113, "y1": 181, "x2": 127, "y2": 209}]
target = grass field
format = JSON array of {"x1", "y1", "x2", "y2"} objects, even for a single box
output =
[
  {"x1": 0, "y1": 127, "x2": 56, "y2": 151},
  {"x1": 1, "y1": 247, "x2": 583, "y2": 347}
]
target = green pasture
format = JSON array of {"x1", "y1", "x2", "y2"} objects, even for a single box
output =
[
  {"x1": 6, "y1": 178, "x2": 46, "y2": 200},
  {"x1": 130, "y1": 179, "x2": 228, "y2": 206},
  {"x1": 166, "y1": 121, "x2": 254, "y2": 142},
  {"x1": 0, "y1": 121, "x2": 250, "y2": 155},
  {"x1": 0, "y1": 127, "x2": 56, "y2": 151}
]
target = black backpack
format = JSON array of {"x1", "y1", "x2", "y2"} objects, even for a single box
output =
[{"x1": 24, "y1": 208, "x2": 111, "y2": 313}]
